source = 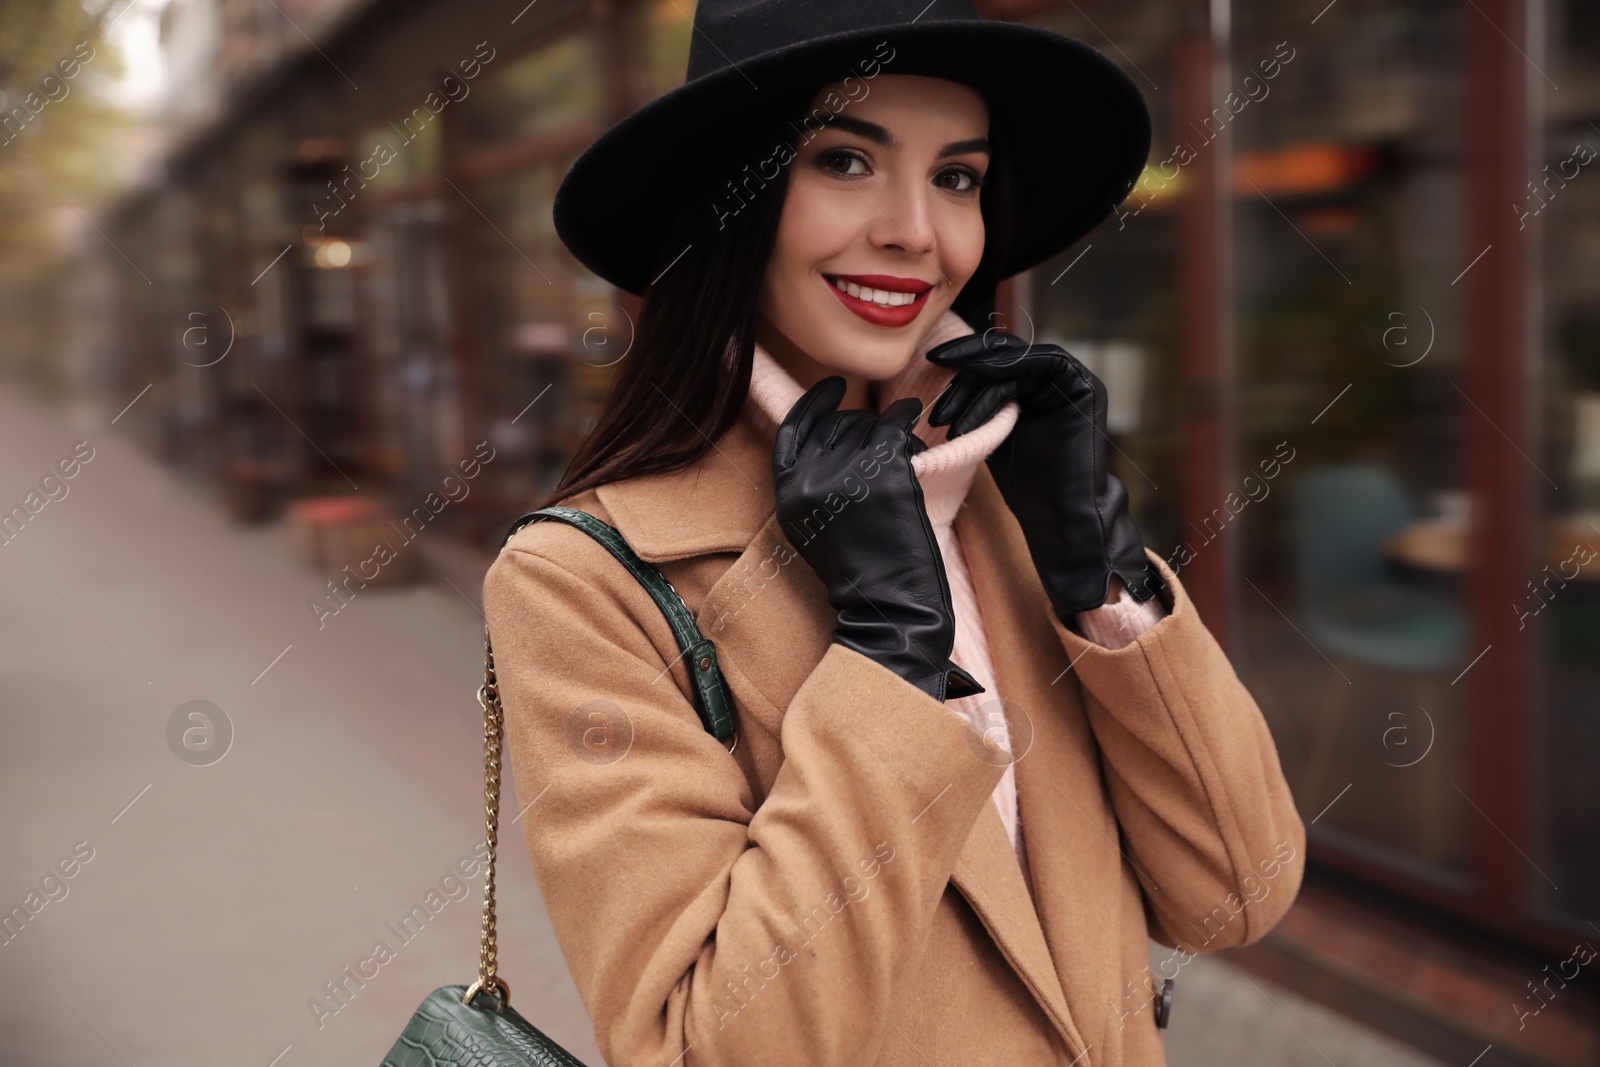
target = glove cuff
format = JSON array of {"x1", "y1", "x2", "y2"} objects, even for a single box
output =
[
  {"x1": 942, "y1": 661, "x2": 987, "y2": 701},
  {"x1": 1043, "y1": 555, "x2": 1168, "y2": 620},
  {"x1": 908, "y1": 659, "x2": 987, "y2": 703},
  {"x1": 832, "y1": 633, "x2": 988, "y2": 704}
]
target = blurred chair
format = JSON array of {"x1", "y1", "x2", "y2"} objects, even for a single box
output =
[
  {"x1": 1292, "y1": 463, "x2": 1466, "y2": 670},
  {"x1": 1290, "y1": 463, "x2": 1468, "y2": 860}
]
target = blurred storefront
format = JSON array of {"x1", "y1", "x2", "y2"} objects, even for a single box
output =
[
  {"x1": 97, "y1": 0, "x2": 1599, "y2": 1062},
  {"x1": 105, "y1": 0, "x2": 687, "y2": 521}
]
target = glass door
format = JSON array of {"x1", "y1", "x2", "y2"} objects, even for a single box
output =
[
  {"x1": 1229, "y1": 0, "x2": 1475, "y2": 885},
  {"x1": 1533, "y1": 0, "x2": 1600, "y2": 934}
]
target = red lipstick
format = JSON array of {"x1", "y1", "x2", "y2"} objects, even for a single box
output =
[{"x1": 823, "y1": 273, "x2": 936, "y2": 329}]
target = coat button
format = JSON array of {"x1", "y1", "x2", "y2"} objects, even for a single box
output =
[{"x1": 1155, "y1": 978, "x2": 1174, "y2": 1029}]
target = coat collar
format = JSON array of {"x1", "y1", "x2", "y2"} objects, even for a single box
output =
[{"x1": 593, "y1": 410, "x2": 776, "y2": 563}]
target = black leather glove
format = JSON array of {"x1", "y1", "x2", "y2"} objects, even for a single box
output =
[
  {"x1": 773, "y1": 375, "x2": 985, "y2": 703},
  {"x1": 926, "y1": 330, "x2": 1166, "y2": 620}
]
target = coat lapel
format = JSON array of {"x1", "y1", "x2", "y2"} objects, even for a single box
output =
[
  {"x1": 948, "y1": 780, "x2": 1088, "y2": 1060},
  {"x1": 594, "y1": 413, "x2": 1092, "y2": 1061},
  {"x1": 956, "y1": 466, "x2": 1131, "y2": 1063}
]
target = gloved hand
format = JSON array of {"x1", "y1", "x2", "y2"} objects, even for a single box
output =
[
  {"x1": 926, "y1": 330, "x2": 1166, "y2": 620},
  {"x1": 773, "y1": 375, "x2": 985, "y2": 703}
]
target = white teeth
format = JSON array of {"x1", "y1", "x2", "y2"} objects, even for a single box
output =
[{"x1": 832, "y1": 278, "x2": 920, "y2": 308}]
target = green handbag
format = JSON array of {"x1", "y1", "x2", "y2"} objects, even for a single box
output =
[{"x1": 381, "y1": 506, "x2": 737, "y2": 1066}]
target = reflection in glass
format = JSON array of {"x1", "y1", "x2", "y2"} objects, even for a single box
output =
[
  {"x1": 1232, "y1": 0, "x2": 1472, "y2": 877},
  {"x1": 1535, "y1": 0, "x2": 1600, "y2": 929},
  {"x1": 466, "y1": 31, "x2": 603, "y2": 147}
]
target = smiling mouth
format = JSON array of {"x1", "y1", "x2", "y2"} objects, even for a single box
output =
[
  {"x1": 824, "y1": 274, "x2": 935, "y2": 307},
  {"x1": 823, "y1": 273, "x2": 936, "y2": 327}
]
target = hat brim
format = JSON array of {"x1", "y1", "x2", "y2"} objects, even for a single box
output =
[{"x1": 552, "y1": 20, "x2": 1151, "y2": 296}]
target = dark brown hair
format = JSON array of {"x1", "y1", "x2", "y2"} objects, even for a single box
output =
[{"x1": 539, "y1": 86, "x2": 1013, "y2": 509}]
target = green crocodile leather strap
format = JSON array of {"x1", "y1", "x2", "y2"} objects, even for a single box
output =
[{"x1": 500, "y1": 505, "x2": 736, "y2": 743}]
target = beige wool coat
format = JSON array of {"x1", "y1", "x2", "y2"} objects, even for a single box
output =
[{"x1": 482, "y1": 409, "x2": 1307, "y2": 1067}]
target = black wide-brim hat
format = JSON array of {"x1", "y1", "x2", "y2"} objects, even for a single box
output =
[{"x1": 552, "y1": 0, "x2": 1151, "y2": 297}]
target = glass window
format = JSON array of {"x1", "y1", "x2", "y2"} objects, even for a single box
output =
[
  {"x1": 466, "y1": 156, "x2": 625, "y2": 512},
  {"x1": 356, "y1": 111, "x2": 442, "y2": 191},
  {"x1": 1020, "y1": 1, "x2": 1186, "y2": 569},
  {"x1": 1231, "y1": 0, "x2": 1471, "y2": 879},
  {"x1": 360, "y1": 199, "x2": 456, "y2": 495},
  {"x1": 1535, "y1": 0, "x2": 1600, "y2": 929},
  {"x1": 447, "y1": 24, "x2": 619, "y2": 514},
  {"x1": 465, "y1": 30, "x2": 604, "y2": 147},
  {"x1": 636, "y1": 0, "x2": 698, "y2": 102}
]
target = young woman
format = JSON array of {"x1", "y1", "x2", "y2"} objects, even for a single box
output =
[{"x1": 482, "y1": 3, "x2": 1305, "y2": 1064}]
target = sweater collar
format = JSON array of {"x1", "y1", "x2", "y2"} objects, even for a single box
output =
[{"x1": 741, "y1": 310, "x2": 1018, "y2": 530}]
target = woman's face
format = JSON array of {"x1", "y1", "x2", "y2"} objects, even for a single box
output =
[{"x1": 756, "y1": 74, "x2": 990, "y2": 392}]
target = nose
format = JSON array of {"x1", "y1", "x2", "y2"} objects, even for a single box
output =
[{"x1": 865, "y1": 172, "x2": 936, "y2": 261}]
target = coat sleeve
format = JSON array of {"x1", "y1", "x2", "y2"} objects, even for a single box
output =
[
  {"x1": 1046, "y1": 547, "x2": 1307, "y2": 954},
  {"x1": 482, "y1": 528, "x2": 1010, "y2": 1067},
  {"x1": 1072, "y1": 575, "x2": 1168, "y2": 649}
]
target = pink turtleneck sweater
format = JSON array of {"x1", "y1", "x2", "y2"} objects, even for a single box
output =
[{"x1": 742, "y1": 311, "x2": 1168, "y2": 884}]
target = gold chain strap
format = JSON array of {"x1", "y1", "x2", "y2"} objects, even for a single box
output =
[{"x1": 463, "y1": 623, "x2": 512, "y2": 1009}]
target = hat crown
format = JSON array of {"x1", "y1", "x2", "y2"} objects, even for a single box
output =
[{"x1": 686, "y1": 0, "x2": 981, "y2": 81}]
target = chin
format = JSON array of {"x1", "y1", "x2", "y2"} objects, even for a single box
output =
[
  {"x1": 817, "y1": 334, "x2": 921, "y2": 382},
  {"x1": 833, "y1": 313, "x2": 947, "y2": 375}
]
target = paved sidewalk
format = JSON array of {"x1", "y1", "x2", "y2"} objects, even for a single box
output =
[
  {"x1": 1159, "y1": 950, "x2": 1445, "y2": 1067},
  {"x1": 0, "y1": 381, "x2": 1442, "y2": 1066},
  {"x1": 0, "y1": 384, "x2": 597, "y2": 1066}
]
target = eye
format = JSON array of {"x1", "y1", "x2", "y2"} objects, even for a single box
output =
[
  {"x1": 818, "y1": 148, "x2": 871, "y2": 178},
  {"x1": 935, "y1": 166, "x2": 985, "y2": 194}
]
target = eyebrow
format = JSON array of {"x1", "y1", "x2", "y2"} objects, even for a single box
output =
[{"x1": 811, "y1": 113, "x2": 990, "y2": 158}]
